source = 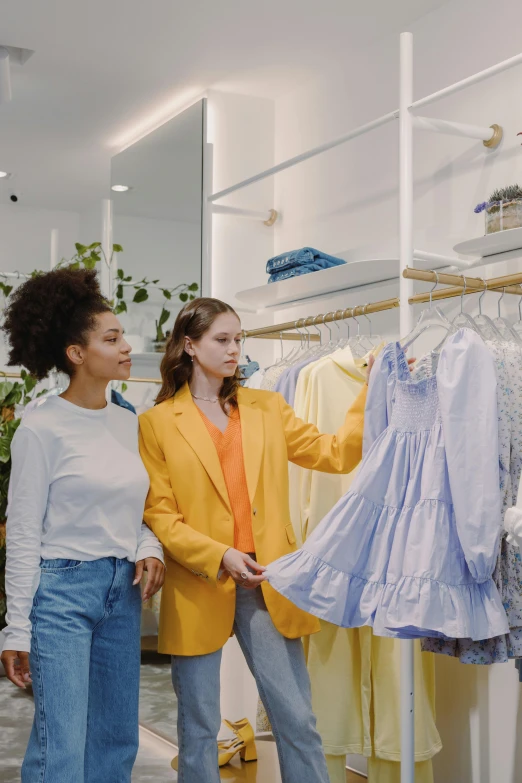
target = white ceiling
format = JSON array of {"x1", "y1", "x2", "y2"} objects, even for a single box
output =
[{"x1": 0, "y1": 0, "x2": 450, "y2": 213}]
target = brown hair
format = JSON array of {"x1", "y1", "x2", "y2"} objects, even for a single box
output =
[{"x1": 156, "y1": 297, "x2": 242, "y2": 409}]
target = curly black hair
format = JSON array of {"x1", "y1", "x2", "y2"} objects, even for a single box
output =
[{"x1": 3, "y1": 267, "x2": 112, "y2": 380}]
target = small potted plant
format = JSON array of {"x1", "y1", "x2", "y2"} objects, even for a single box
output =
[{"x1": 475, "y1": 184, "x2": 522, "y2": 234}]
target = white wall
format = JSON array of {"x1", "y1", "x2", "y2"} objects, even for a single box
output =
[
  {"x1": 0, "y1": 204, "x2": 80, "y2": 372},
  {"x1": 207, "y1": 88, "x2": 277, "y2": 368},
  {"x1": 211, "y1": 0, "x2": 522, "y2": 779},
  {"x1": 0, "y1": 203, "x2": 79, "y2": 274},
  {"x1": 207, "y1": 88, "x2": 276, "y2": 730}
]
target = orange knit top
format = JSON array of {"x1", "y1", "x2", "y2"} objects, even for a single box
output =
[{"x1": 198, "y1": 406, "x2": 255, "y2": 554}]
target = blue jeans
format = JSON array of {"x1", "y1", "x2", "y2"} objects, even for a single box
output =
[
  {"x1": 172, "y1": 585, "x2": 330, "y2": 783},
  {"x1": 22, "y1": 557, "x2": 141, "y2": 783},
  {"x1": 266, "y1": 247, "x2": 345, "y2": 275}
]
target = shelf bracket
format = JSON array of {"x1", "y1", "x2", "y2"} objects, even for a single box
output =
[
  {"x1": 212, "y1": 205, "x2": 279, "y2": 226},
  {"x1": 412, "y1": 116, "x2": 503, "y2": 148}
]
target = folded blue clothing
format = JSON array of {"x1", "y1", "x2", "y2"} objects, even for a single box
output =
[
  {"x1": 266, "y1": 247, "x2": 345, "y2": 275},
  {"x1": 268, "y1": 263, "x2": 335, "y2": 284}
]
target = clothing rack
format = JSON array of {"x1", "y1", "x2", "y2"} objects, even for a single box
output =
[
  {"x1": 209, "y1": 28, "x2": 522, "y2": 781},
  {"x1": 242, "y1": 297, "x2": 400, "y2": 339},
  {"x1": 242, "y1": 265, "x2": 522, "y2": 340},
  {"x1": 404, "y1": 267, "x2": 522, "y2": 304},
  {"x1": 241, "y1": 262, "x2": 522, "y2": 779}
]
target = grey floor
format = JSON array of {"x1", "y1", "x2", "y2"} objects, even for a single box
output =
[
  {"x1": 0, "y1": 664, "x2": 179, "y2": 782},
  {"x1": 139, "y1": 660, "x2": 178, "y2": 744}
]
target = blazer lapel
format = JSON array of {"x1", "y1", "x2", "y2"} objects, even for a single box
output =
[
  {"x1": 172, "y1": 384, "x2": 231, "y2": 512},
  {"x1": 238, "y1": 388, "x2": 264, "y2": 504}
]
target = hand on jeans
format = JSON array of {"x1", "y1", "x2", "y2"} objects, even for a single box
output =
[
  {"x1": 1, "y1": 650, "x2": 32, "y2": 689},
  {"x1": 221, "y1": 548, "x2": 266, "y2": 590},
  {"x1": 133, "y1": 557, "x2": 166, "y2": 601}
]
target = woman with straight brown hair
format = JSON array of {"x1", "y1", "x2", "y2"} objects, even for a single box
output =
[{"x1": 138, "y1": 297, "x2": 370, "y2": 783}]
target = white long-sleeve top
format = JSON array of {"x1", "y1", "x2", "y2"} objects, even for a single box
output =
[{"x1": 2, "y1": 396, "x2": 163, "y2": 653}]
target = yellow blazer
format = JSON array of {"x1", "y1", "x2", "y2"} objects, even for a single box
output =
[{"x1": 138, "y1": 381, "x2": 367, "y2": 656}]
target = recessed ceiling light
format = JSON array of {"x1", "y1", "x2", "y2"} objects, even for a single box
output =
[
  {"x1": 0, "y1": 171, "x2": 10, "y2": 178},
  {"x1": 111, "y1": 185, "x2": 130, "y2": 192}
]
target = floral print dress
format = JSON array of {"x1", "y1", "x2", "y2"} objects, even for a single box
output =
[{"x1": 422, "y1": 341, "x2": 522, "y2": 664}]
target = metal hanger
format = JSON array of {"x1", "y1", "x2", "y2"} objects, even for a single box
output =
[
  {"x1": 349, "y1": 308, "x2": 373, "y2": 357},
  {"x1": 450, "y1": 277, "x2": 482, "y2": 335},
  {"x1": 473, "y1": 279, "x2": 506, "y2": 342},
  {"x1": 400, "y1": 271, "x2": 455, "y2": 352},
  {"x1": 361, "y1": 304, "x2": 381, "y2": 347},
  {"x1": 512, "y1": 294, "x2": 522, "y2": 339},
  {"x1": 492, "y1": 289, "x2": 522, "y2": 344}
]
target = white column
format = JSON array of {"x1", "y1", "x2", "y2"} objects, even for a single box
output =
[
  {"x1": 100, "y1": 198, "x2": 114, "y2": 300},
  {"x1": 399, "y1": 31, "x2": 415, "y2": 783},
  {"x1": 400, "y1": 32, "x2": 414, "y2": 336},
  {"x1": 101, "y1": 199, "x2": 114, "y2": 403}
]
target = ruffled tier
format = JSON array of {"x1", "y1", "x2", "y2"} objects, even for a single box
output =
[
  {"x1": 265, "y1": 548, "x2": 509, "y2": 641},
  {"x1": 421, "y1": 533, "x2": 522, "y2": 662}
]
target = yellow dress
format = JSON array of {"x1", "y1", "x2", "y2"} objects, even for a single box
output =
[{"x1": 291, "y1": 346, "x2": 442, "y2": 783}]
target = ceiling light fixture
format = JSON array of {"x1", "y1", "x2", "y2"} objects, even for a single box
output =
[
  {"x1": 111, "y1": 184, "x2": 131, "y2": 192},
  {"x1": 0, "y1": 171, "x2": 10, "y2": 178},
  {"x1": 0, "y1": 48, "x2": 12, "y2": 104}
]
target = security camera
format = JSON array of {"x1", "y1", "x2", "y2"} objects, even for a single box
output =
[{"x1": 9, "y1": 192, "x2": 19, "y2": 203}]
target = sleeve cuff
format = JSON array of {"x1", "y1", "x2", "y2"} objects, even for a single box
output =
[
  {"x1": 136, "y1": 544, "x2": 165, "y2": 564},
  {"x1": 1, "y1": 630, "x2": 32, "y2": 654}
]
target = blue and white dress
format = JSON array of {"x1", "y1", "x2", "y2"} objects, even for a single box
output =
[{"x1": 266, "y1": 329, "x2": 509, "y2": 641}]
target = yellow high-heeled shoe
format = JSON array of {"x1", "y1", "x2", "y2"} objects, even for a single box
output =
[
  {"x1": 171, "y1": 717, "x2": 257, "y2": 771},
  {"x1": 218, "y1": 718, "x2": 257, "y2": 766}
]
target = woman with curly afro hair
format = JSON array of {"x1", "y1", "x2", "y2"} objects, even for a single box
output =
[{"x1": 0, "y1": 267, "x2": 165, "y2": 782}]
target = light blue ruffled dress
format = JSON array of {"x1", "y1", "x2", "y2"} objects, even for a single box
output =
[{"x1": 266, "y1": 329, "x2": 510, "y2": 641}]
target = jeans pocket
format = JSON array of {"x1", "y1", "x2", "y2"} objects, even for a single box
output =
[{"x1": 40, "y1": 559, "x2": 84, "y2": 571}]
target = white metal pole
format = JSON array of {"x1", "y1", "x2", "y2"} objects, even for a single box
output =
[
  {"x1": 50, "y1": 228, "x2": 59, "y2": 270},
  {"x1": 413, "y1": 249, "x2": 480, "y2": 269},
  {"x1": 209, "y1": 110, "x2": 399, "y2": 202},
  {"x1": 412, "y1": 115, "x2": 495, "y2": 143},
  {"x1": 212, "y1": 205, "x2": 277, "y2": 223},
  {"x1": 412, "y1": 50, "x2": 522, "y2": 111},
  {"x1": 399, "y1": 31, "x2": 415, "y2": 783}
]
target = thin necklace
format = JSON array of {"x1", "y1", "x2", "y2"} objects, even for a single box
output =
[{"x1": 190, "y1": 390, "x2": 219, "y2": 403}]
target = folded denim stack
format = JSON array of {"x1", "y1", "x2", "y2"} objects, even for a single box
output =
[{"x1": 267, "y1": 247, "x2": 346, "y2": 284}]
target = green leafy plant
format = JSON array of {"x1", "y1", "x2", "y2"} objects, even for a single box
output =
[
  {"x1": 0, "y1": 373, "x2": 48, "y2": 629},
  {"x1": 113, "y1": 266, "x2": 199, "y2": 343},
  {"x1": 54, "y1": 241, "x2": 123, "y2": 272}
]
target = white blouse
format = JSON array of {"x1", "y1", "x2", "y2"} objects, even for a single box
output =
[{"x1": 3, "y1": 396, "x2": 163, "y2": 653}]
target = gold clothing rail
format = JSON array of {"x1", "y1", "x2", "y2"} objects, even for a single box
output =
[
  {"x1": 242, "y1": 297, "x2": 401, "y2": 339},
  {"x1": 403, "y1": 267, "x2": 522, "y2": 304}
]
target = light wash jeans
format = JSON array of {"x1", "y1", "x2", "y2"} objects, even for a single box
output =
[
  {"x1": 22, "y1": 557, "x2": 141, "y2": 783},
  {"x1": 172, "y1": 583, "x2": 330, "y2": 783}
]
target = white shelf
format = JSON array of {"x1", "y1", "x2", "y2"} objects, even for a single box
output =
[
  {"x1": 454, "y1": 227, "x2": 522, "y2": 258},
  {"x1": 236, "y1": 255, "x2": 452, "y2": 311}
]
